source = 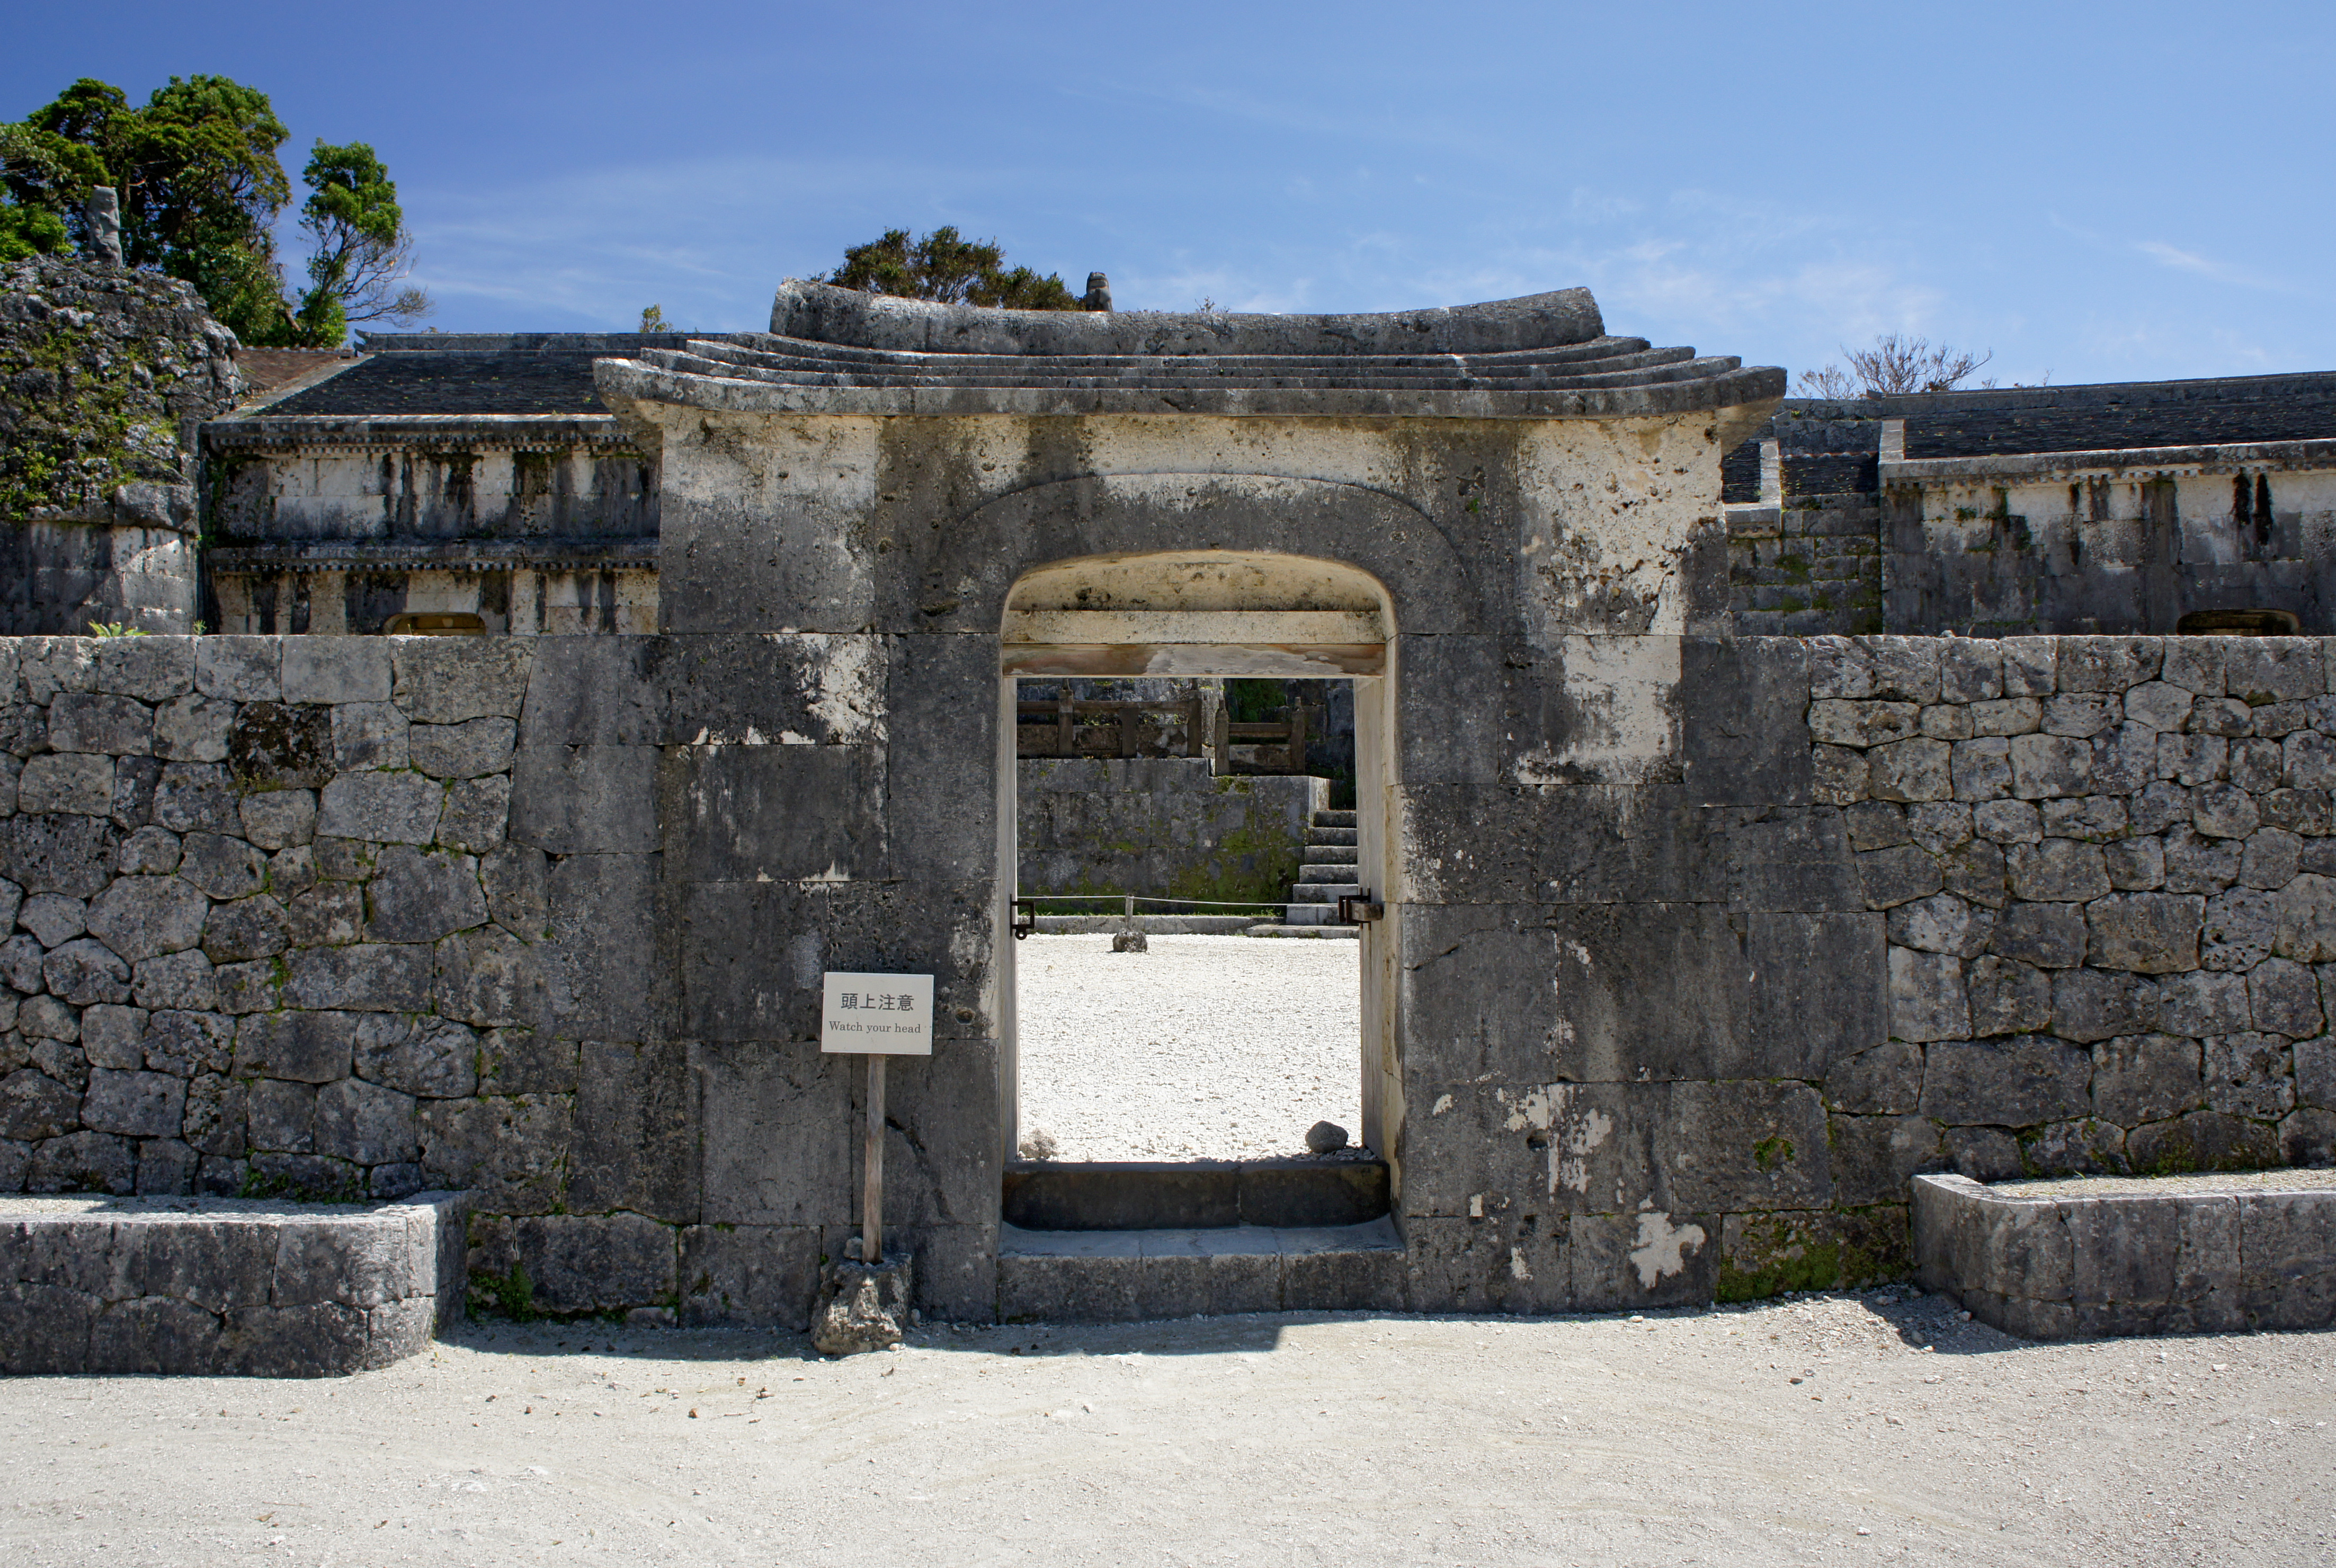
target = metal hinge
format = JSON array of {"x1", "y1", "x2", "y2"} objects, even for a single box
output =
[{"x1": 1337, "y1": 893, "x2": 1385, "y2": 924}]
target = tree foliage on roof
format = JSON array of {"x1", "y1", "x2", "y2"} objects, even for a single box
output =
[
  {"x1": 820, "y1": 227, "x2": 1082, "y2": 310},
  {"x1": 0, "y1": 76, "x2": 431, "y2": 346},
  {"x1": 1797, "y1": 334, "x2": 1995, "y2": 398}
]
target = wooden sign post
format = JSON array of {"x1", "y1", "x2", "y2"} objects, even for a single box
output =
[{"x1": 820, "y1": 973, "x2": 934, "y2": 1267}]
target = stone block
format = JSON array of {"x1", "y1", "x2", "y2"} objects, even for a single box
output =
[
  {"x1": 2239, "y1": 829, "x2": 2303, "y2": 892},
  {"x1": 1842, "y1": 801, "x2": 1908, "y2": 852},
  {"x1": 480, "y1": 844, "x2": 548, "y2": 939},
  {"x1": 1939, "y1": 839, "x2": 2007, "y2": 910},
  {"x1": 2091, "y1": 1034, "x2": 2203, "y2": 1127},
  {"x1": 2240, "y1": 1191, "x2": 2336, "y2": 1330},
  {"x1": 2009, "y1": 734, "x2": 2091, "y2": 799},
  {"x1": 19, "y1": 753, "x2": 114, "y2": 816},
  {"x1": 1868, "y1": 737, "x2": 1949, "y2": 802},
  {"x1": 2104, "y1": 835, "x2": 2165, "y2": 890},
  {"x1": 1809, "y1": 700, "x2": 1916, "y2": 749},
  {"x1": 154, "y1": 763, "x2": 238, "y2": 835},
  {"x1": 174, "y1": 833, "x2": 264, "y2": 901},
  {"x1": 284, "y1": 945, "x2": 432, "y2": 1012},
  {"x1": 2204, "y1": 1032, "x2": 2293, "y2": 1117},
  {"x1": 282, "y1": 639, "x2": 391, "y2": 705},
  {"x1": 1974, "y1": 798, "x2": 2041, "y2": 844},
  {"x1": 316, "y1": 773, "x2": 442, "y2": 845},
  {"x1": 1827, "y1": 1113, "x2": 1943, "y2": 1207},
  {"x1": 19, "y1": 890, "x2": 85, "y2": 947},
  {"x1": 1533, "y1": 903, "x2": 1751, "y2": 1081},
  {"x1": 2232, "y1": 737, "x2": 2286, "y2": 792},
  {"x1": 2285, "y1": 730, "x2": 2336, "y2": 791},
  {"x1": 2284, "y1": 1106, "x2": 2336, "y2": 1164},
  {"x1": 182, "y1": 1073, "x2": 247, "y2": 1156},
  {"x1": 436, "y1": 776, "x2": 512, "y2": 853},
  {"x1": 220, "y1": 1302, "x2": 369, "y2": 1376},
  {"x1": 2085, "y1": 892, "x2": 2203, "y2": 974},
  {"x1": 142, "y1": 1009, "x2": 234, "y2": 1076},
  {"x1": 79, "y1": 1003, "x2": 144, "y2": 1070},
  {"x1": 329, "y1": 702, "x2": 408, "y2": 772},
  {"x1": 211, "y1": 958, "x2": 279, "y2": 1014},
  {"x1": 2065, "y1": 1194, "x2": 2243, "y2": 1337},
  {"x1": 0, "y1": 1067, "x2": 80, "y2": 1142},
  {"x1": 1968, "y1": 699, "x2": 2040, "y2": 737},
  {"x1": 432, "y1": 926, "x2": 548, "y2": 1030},
  {"x1": 2041, "y1": 796, "x2": 2127, "y2": 842},
  {"x1": 355, "y1": 1014, "x2": 479, "y2": 1099},
  {"x1": 1717, "y1": 1206, "x2": 1910, "y2": 1299},
  {"x1": 77, "y1": 1068, "x2": 184, "y2": 1137},
  {"x1": 666, "y1": 744, "x2": 885, "y2": 883},
  {"x1": 226, "y1": 703, "x2": 333, "y2": 790},
  {"x1": 488, "y1": 1213, "x2": 674, "y2": 1315},
  {"x1": 2006, "y1": 840, "x2": 2109, "y2": 902},
  {"x1": 130, "y1": 948, "x2": 216, "y2": 1012},
  {"x1": 365, "y1": 846, "x2": 486, "y2": 944},
  {"x1": 84, "y1": 875, "x2": 207, "y2": 965},
  {"x1": 1888, "y1": 947, "x2": 1966, "y2": 1042},
  {"x1": 1826, "y1": 1040, "x2": 1924, "y2": 1114},
  {"x1": 478, "y1": 1028, "x2": 575, "y2": 1097},
  {"x1": 2126, "y1": 1110, "x2": 2279, "y2": 1173},
  {"x1": 44, "y1": 937, "x2": 129, "y2": 1004},
  {"x1": 47, "y1": 693, "x2": 153, "y2": 756},
  {"x1": 247, "y1": 1079, "x2": 317, "y2": 1152},
  {"x1": 680, "y1": 1224, "x2": 821, "y2": 1328},
  {"x1": 2225, "y1": 638, "x2": 2322, "y2": 705},
  {"x1": 1921, "y1": 1036, "x2": 2091, "y2": 1126},
  {"x1": 315, "y1": 1077, "x2": 420, "y2": 1165},
  {"x1": 1658, "y1": 1081, "x2": 1830, "y2": 1211},
  {"x1": 569, "y1": 1040, "x2": 699, "y2": 1224},
  {"x1": 26, "y1": 1130, "x2": 136, "y2": 1194},
  {"x1": 2160, "y1": 732, "x2": 2227, "y2": 786},
  {"x1": 235, "y1": 1010, "x2": 356, "y2": 1084},
  {"x1": 195, "y1": 638, "x2": 279, "y2": 702},
  {"x1": 2053, "y1": 968, "x2": 2157, "y2": 1042},
  {"x1": 286, "y1": 883, "x2": 364, "y2": 949},
  {"x1": 408, "y1": 717, "x2": 515, "y2": 781},
  {"x1": 2161, "y1": 639, "x2": 2224, "y2": 695},
  {"x1": 2041, "y1": 694, "x2": 2119, "y2": 738},
  {"x1": 1811, "y1": 745, "x2": 1867, "y2": 804},
  {"x1": 2193, "y1": 782, "x2": 2260, "y2": 841},
  {"x1": 1939, "y1": 641, "x2": 2003, "y2": 703},
  {"x1": 200, "y1": 896, "x2": 287, "y2": 965},
  {"x1": 2122, "y1": 682, "x2": 2194, "y2": 733},
  {"x1": 2299, "y1": 1034, "x2": 2336, "y2": 1110},
  {"x1": 2273, "y1": 872, "x2": 2336, "y2": 961},
  {"x1": 1857, "y1": 844, "x2": 1940, "y2": 909},
  {"x1": 1392, "y1": 783, "x2": 1711, "y2": 905},
  {"x1": 677, "y1": 879, "x2": 990, "y2": 1044},
  {"x1": 1746, "y1": 911, "x2": 1886, "y2": 1076},
  {"x1": 1724, "y1": 808, "x2": 1861, "y2": 912},
  {"x1": 1887, "y1": 893, "x2": 1992, "y2": 957},
  {"x1": 153, "y1": 696, "x2": 233, "y2": 764},
  {"x1": 271, "y1": 1216, "x2": 407, "y2": 1308},
  {"x1": 1967, "y1": 955, "x2": 2052, "y2": 1037},
  {"x1": 2201, "y1": 886, "x2": 2276, "y2": 970},
  {"x1": 418, "y1": 1094, "x2": 569, "y2": 1215},
  {"x1": 115, "y1": 824, "x2": 180, "y2": 876},
  {"x1": 1568, "y1": 1209, "x2": 1713, "y2": 1312},
  {"x1": 234, "y1": 790, "x2": 315, "y2": 852},
  {"x1": 1679, "y1": 637, "x2": 1812, "y2": 807},
  {"x1": 0, "y1": 1280, "x2": 100, "y2": 1373},
  {"x1": 2246, "y1": 956, "x2": 2323, "y2": 1036},
  {"x1": 1397, "y1": 1213, "x2": 1573, "y2": 1314},
  {"x1": 696, "y1": 1040, "x2": 852, "y2": 1227},
  {"x1": 504, "y1": 744, "x2": 662, "y2": 861}
]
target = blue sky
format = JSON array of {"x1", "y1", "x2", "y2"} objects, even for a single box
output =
[{"x1": 9, "y1": 1, "x2": 2332, "y2": 386}]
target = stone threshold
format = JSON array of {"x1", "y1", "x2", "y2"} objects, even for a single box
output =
[
  {"x1": 998, "y1": 1217, "x2": 1404, "y2": 1322},
  {"x1": 1003, "y1": 1158, "x2": 1388, "y2": 1231}
]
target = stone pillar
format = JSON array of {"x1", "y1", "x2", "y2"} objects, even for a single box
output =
[
  {"x1": 1082, "y1": 272, "x2": 1112, "y2": 311},
  {"x1": 85, "y1": 187, "x2": 123, "y2": 268}
]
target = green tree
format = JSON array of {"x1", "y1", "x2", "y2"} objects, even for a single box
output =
[
  {"x1": 3, "y1": 76, "x2": 428, "y2": 345},
  {"x1": 821, "y1": 226, "x2": 1080, "y2": 309},
  {"x1": 290, "y1": 140, "x2": 431, "y2": 337}
]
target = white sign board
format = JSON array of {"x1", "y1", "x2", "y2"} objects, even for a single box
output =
[{"x1": 821, "y1": 973, "x2": 935, "y2": 1055}]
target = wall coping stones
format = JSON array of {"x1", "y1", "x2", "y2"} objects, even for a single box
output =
[
  {"x1": 1912, "y1": 1170, "x2": 2336, "y2": 1340},
  {"x1": 0, "y1": 1189, "x2": 468, "y2": 1376}
]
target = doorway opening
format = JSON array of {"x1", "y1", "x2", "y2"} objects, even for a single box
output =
[{"x1": 993, "y1": 551, "x2": 1398, "y2": 1232}]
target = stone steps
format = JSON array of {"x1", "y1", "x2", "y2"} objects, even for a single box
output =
[
  {"x1": 998, "y1": 1217, "x2": 1405, "y2": 1321},
  {"x1": 1003, "y1": 1158, "x2": 1387, "y2": 1231},
  {"x1": 1285, "y1": 808, "x2": 1365, "y2": 926}
]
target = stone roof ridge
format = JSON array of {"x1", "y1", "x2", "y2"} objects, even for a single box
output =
[
  {"x1": 354, "y1": 331, "x2": 751, "y2": 353},
  {"x1": 765, "y1": 278, "x2": 1610, "y2": 358}
]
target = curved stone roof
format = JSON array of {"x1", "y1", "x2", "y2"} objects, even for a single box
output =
[{"x1": 594, "y1": 280, "x2": 1784, "y2": 420}]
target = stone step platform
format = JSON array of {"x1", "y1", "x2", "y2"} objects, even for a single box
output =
[
  {"x1": 0, "y1": 1192, "x2": 467, "y2": 1377},
  {"x1": 1296, "y1": 865, "x2": 1359, "y2": 884},
  {"x1": 1913, "y1": 1170, "x2": 2336, "y2": 1340},
  {"x1": 1030, "y1": 914, "x2": 1263, "y2": 934},
  {"x1": 1306, "y1": 827, "x2": 1359, "y2": 847},
  {"x1": 1315, "y1": 810, "x2": 1358, "y2": 828},
  {"x1": 1245, "y1": 923, "x2": 1359, "y2": 939},
  {"x1": 999, "y1": 1217, "x2": 1405, "y2": 1321},
  {"x1": 1302, "y1": 844, "x2": 1359, "y2": 864},
  {"x1": 1287, "y1": 882, "x2": 1361, "y2": 903},
  {"x1": 1003, "y1": 1157, "x2": 1388, "y2": 1231}
]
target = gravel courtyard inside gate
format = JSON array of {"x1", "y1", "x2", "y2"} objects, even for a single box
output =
[{"x1": 1014, "y1": 934, "x2": 1361, "y2": 1161}]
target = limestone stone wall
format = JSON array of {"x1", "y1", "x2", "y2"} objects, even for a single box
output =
[
  {"x1": 1808, "y1": 633, "x2": 2336, "y2": 1183},
  {"x1": 1016, "y1": 758, "x2": 1325, "y2": 905}
]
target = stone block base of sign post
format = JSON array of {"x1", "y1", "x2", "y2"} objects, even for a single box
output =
[{"x1": 812, "y1": 1252, "x2": 915, "y2": 1356}]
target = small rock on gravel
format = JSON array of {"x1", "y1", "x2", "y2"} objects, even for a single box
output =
[{"x1": 1306, "y1": 1120, "x2": 1350, "y2": 1153}]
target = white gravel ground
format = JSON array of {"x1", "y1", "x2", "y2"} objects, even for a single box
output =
[
  {"x1": 1014, "y1": 934, "x2": 1359, "y2": 1161},
  {"x1": 7, "y1": 1303, "x2": 2330, "y2": 1566}
]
